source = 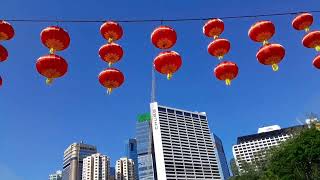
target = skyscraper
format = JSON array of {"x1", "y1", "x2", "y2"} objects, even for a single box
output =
[
  {"x1": 126, "y1": 139, "x2": 138, "y2": 179},
  {"x1": 49, "y1": 170, "x2": 62, "y2": 180},
  {"x1": 232, "y1": 124, "x2": 306, "y2": 172},
  {"x1": 150, "y1": 102, "x2": 228, "y2": 180},
  {"x1": 212, "y1": 133, "x2": 230, "y2": 179},
  {"x1": 116, "y1": 157, "x2": 135, "y2": 180},
  {"x1": 62, "y1": 142, "x2": 97, "y2": 180},
  {"x1": 82, "y1": 153, "x2": 110, "y2": 180},
  {"x1": 136, "y1": 113, "x2": 156, "y2": 180},
  {"x1": 109, "y1": 167, "x2": 116, "y2": 180}
]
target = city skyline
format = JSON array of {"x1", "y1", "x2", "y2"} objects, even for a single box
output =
[{"x1": 1, "y1": 0, "x2": 320, "y2": 179}]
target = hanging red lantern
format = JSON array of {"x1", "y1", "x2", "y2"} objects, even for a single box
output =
[
  {"x1": 0, "y1": 20, "x2": 14, "y2": 41},
  {"x1": 151, "y1": 26, "x2": 177, "y2": 49},
  {"x1": 292, "y1": 13, "x2": 313, "y2": 32},
  {"x1": 41, "y1": 26, "x2": 70, "y2": 54},
  {"x1": 256, "y1": 43, "x2": 285, "y2": 71},
  {"x1": 100, "y1": 21, "x2": 123, "y2": 43},
  {"x1": 154, "y1": 51, "x2": 182, "y2": 80},
  {"x1": 248, "y1": 21, "x2": 275, "y2": 45},
  {"x1": 207, "y1": 38, "x2": 231, "y2": 60},
  {"x1": 99, "y1": 43, "x2": 124, "y2": 66},
  {"x1": 302, "y1": 31, "x2": 320, "y2": 51},
  {"x1": 36, "y1": 54, "x2": 68, "y2": 85},
  {"x1": 98, "y1": 68, "x2": 124, "y2": 94},
  {"x1": 0, "y1": 75, "x2": 2, "y2": 87},
  {"x1": 313, "y1": 55, "x2": 320, "y2": 69},
  {"x1": 203, "y1": 19, "x2": 224, "y2": 39},
  {"x1": 0, "y1": 44, "x2": 8, "y2": 62},
  {"x1": 214, "y1": 61, "x2": 238, "y2": 86}
]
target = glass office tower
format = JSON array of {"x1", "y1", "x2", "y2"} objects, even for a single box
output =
[
  {"x1": 127, "y1": 138, "x2": 138, "y2": 179},
  {"x1": 136, "y1": 113, "x2": 156, "y2": 180}
]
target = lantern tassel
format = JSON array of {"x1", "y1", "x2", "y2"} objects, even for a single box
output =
[
  {"x1": 225, "y1": 79, "x2": 231, "y2": 86},
  {"x1": 167, "y1": 73, "x2": 173, "y2": 80},
  {"x1": 49, "y1": 48, "x2": 55, "y2": 54},
  {"x1": 108, "y1": 38, "x2": 113, "y2": 44},
  {"x1": 46, "y1": 78, "x2": 53, "y2": 85},
  {"x1": 213, "y1": 35, "x2": 219, "y2": 40},
  {"x1": 108, "y1": 62, "x2": 113, "y2": 67},
  {"x1": 304, "y1": 27, "x2": 310, "y2": 33},
  {"x1": 262, "y1": 40, "x2": 269, "y2": 46},
  {"x1": 107, "y1": 88, "x2": 113, "y2": 94},
  {"x1": 315, "y1": 46, "x2": 320, "y2": 52},
  {"x1": 272, "y1": 64, "x2": 279, "y2": 71},
  {"x1": 218, "y1": 56, "x2": 224, "y2": 60}
]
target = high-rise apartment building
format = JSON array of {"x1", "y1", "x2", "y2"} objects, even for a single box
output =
[
  {"x1": 116, "y1": 157, "x2": 135, "y2": 180},
  {"x1": 62, "y1": 142, "x2": 97, "y2": 180},
  {"x1": 232, "y1": 124, "x2": 306, "y2": 172},
  {"x1": 126, "y1": 139, "x2": 138, "y2": 179},
  {"x1": 49, "y1": 170, "x2": 62, "y2": 180},
  {"x1": 82, "y1": 153, "x2": 110, "y2": 180},
  {"x1": 136, "y1": 113, "x2": 156, "y2": 180},
  {"x1": 150, "y1": 102, "x2": 228, "y2": 180}
]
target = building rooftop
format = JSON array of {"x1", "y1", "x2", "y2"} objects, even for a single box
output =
[{"x1": 236, "y1": 124, "x2": 307, "y2": 144}]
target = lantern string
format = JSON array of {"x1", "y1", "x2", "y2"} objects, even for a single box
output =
[{"x1": 3, "y1": 10, "x2": 320, "y2": 23}]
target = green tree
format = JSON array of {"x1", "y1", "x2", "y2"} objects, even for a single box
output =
[{"x1": 229, "y1": 126, "x2": 320, "y2": 180}]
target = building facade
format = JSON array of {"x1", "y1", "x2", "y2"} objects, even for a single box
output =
[
  {"x1": 150, "y1": 102, "x2": 227, "y2": 180},
  {"x1": 136, "y1": 113, "x2": 156, "y2": 180},
  {"x1": 232, "y1": 125, "x2": 306, "y2": 172},
  {"x1": 126, "y1": 139, "x2": 138, "y2": 180},
  {"x1": 49, "y1": 170, "x2": 62, "y2": 180},
  {"x1": 116, "y1": 157, "x2": 135, "y2": 180},
  {"x1": 62, "y1": 142, "x2": 97, "y2": 180},
  {"x1": 212, "y1": 134, "x2": 230, "y2": 179},
  {"x1": 82, "y1": 153, "x2": 110, "y2": 180}
]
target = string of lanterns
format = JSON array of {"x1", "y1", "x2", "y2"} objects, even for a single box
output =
[
  {"x1": 203, "y1": 19, "x2": 239, "y2": 86},
  {"x1": 292, "y1": 13, "x2": 320, "y2": 69},
  {"x1": 0, "y1": 20, "x2": 15, "y2": 87},
  {"x1": 0, "y1": 12, "x2": 319, "y2": 92},
  {"x1": 98, "y1": 21, "x2": 125, "y2": 94}
]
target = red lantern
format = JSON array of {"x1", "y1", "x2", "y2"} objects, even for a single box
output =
[
  {"x1": 203, "y1": 19, "x2": 224, "y2": 39},
  {"x1": 0, "y1": 44, "x2": 8, "y2": 62},
  {"x1": 256, "y1": 43, "x2": 285, "y2": 71},
  {"x1": 292, "y1": 13, "x2": 313, "y2": 32},
  {"x1": 98, "y1": 68, "x2": 124, "y2": 94},
  {"x1": 41, "y1": 26, "x2": 70, "y2": 54},
  {"x1": 36, "y1": 54, "x2": 68, "y2": 84},
  {"x1": 0, "y1": 75, "x2": 2, "y2": 87},
  {"x1": 207, "y1": 38, "x2": 231, "y2": 59},
  {"x1": 302, "y1": 31, "x2": 320, "y2": 51},
  {"x1": 99, "y1": 43, "x2": 124, "y2": 66},
  {"x1": 214, "y1": 61, "x2": 239, "y2": 86},
  {"x1": 100, "y1": 21, "x2": 123, "y2": 43},
  {"x1": 0, "y1": 20, "x2": 14, "y2": 41},
  {"x1": 154, "y1": 51, "x2": 182, "y2": 80},
  {"x1": 248, "y1": 21, "x2": 275, "y2": 45},
  {"x1": 313, "y1": 55, "x2": 320, "y2": 69},
  {"x1": 151, "y1": 26, "x2": 177, "y2": 49}
]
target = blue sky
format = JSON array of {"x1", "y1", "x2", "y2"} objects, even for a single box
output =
[{"x1": 1, "y1": 0, "x2": 320, "y2": 179}]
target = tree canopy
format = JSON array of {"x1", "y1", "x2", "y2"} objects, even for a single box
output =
[{"x1": 230, "y1": 126, "x2": 320, "y2": 180}]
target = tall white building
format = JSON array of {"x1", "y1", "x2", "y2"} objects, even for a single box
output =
[
  {"x1": 232, "y1": 124, "x2": 306, "y2": 172},
  {"x1": 49, "y1": 170, "x2": 62, "y2": 180},
  {"x1": 116, "y1": 157, "x2": 135, "y2": 180},
  {"x1": 82, "y1": 153, "x2": 110, "y2": 180},
  {"x1": 150, "y1": 102, "x2": 229, "y2": 180}
]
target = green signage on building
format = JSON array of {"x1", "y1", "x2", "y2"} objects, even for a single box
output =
[{"x1": 138, "y1": 113, "x2": 151, "y2": 123}]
